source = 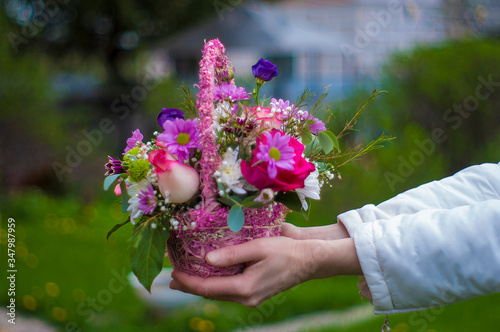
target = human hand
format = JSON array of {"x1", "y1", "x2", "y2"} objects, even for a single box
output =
[{"x1": 169, "y1": 236, "x2": 361, "y2": 307}]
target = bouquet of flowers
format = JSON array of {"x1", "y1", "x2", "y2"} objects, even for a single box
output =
[{"x1": 104, "y1": 39, "x2": 390, "y2": 291}]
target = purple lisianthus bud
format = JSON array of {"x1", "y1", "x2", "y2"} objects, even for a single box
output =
[
  {"x1": 105, "y1": 156, "x2": 125, "y2": 176},
  {"x1": 157, "y1": 108, "x2": 184, "y2": 128},
  {"x1": 252, "y1": 58, "x2": 278, "y2": 82}
]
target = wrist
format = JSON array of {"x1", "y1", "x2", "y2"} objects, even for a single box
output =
[
  {"x1": 283, "y1": 223, "x2": 350, "y2": 241},
  {"x1": 306, "y1": 238, "x2": 362, "y2": 280}
]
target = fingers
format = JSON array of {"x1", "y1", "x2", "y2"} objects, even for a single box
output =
[
  {"x1": 280, "y1": 222, "x2": 301, "y2": 239},
  {"x1": 206, "y1": 239, "x2": 266, "y2": 267},
  {"x1": 170, "y1": 270, "x2": 254, "y2": 304}
]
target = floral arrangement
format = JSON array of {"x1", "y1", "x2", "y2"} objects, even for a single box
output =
[{"x1": 104, "y1": 39, "x2": 390, "y2": 291}]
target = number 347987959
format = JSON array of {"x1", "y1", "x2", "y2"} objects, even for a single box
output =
[{"x1": 7, "y1": 218, "x2": 16, "y2": 267}]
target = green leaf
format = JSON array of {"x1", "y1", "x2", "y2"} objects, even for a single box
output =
[
  {"x1": 121, "y1": 181, "x2": 129, "y2": 213},
  {"x1": 104, "y1": 173, "x2": 121, "y2": 191},
  {"x1": 130, "y1": 220, "x2": 169, "y2": 292},
  {"x1": 275, "y1": 192, "x2": 302, "y2": 212},
  {"x1": 227, "y1": 205, "x2": 245, "y2": 232},
  {"x1": 241, "y1": 196, "x2": 265, "y2": 208},
  {"x1": 300, "y1": 202, "x2": 311, "y2": 221},
  {"x1": 285, "y1": 211, "x2": 306, "y2": 224},
  {"x1": 301, "y1": 127, "x2": 312, "y2": 145},
  {"x1": 323, "y1": 130, "x2": 339, "y2": 151},
  {"x1": 318, "y1": 131, "x2": 334, "y2": 154},
  {"x1": 106, "y1": 219, "x2": 130, "y2": 240},
  {"x1": 217, "y1": 197, "x2": 236, "y2": 207},
  {"x1": 304, "y1": 137, "x2": 320, "y2": 156},
  {"x1": 218, "y1": 195, "x2": 243, "y2": 207}
]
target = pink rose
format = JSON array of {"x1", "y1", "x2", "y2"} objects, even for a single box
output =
[
  {"x1": 148, "y1": 149, "x2": 199, "y2": 203},
  {"x1": 240, "y1": 130, "x2": 315, "y2": 192},
  {"x1": 250, "y1": 106, "x2": 283, "y2": 130}
]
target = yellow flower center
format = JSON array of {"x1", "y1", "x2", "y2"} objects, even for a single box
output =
[
  {"x1": 177, "y1": 133, "x2": 190, "y2": 145},
  {"x1": 269, "y1": 147, "x2": 281, "y2": 161}
]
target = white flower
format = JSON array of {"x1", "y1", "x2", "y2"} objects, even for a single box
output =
[
  {"x1": 216, "y1": 147, "x2": 247, "y2": 195},
  {"x1": 295, "y1": 169, "x2": 321, "y2": 211},
  {"x1": 126, "y1": 178, "x2": 149, "y2": 224},
  {"x1": 213, "y1": 101, "x2": 234, "y2": 132}
]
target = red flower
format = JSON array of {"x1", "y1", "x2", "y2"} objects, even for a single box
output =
[{"x1": 240, "y1": 130, "x2": 315, "y2": 192}]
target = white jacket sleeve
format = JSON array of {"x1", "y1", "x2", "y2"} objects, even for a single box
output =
[{"x1": 337, "y1": 162, "x2": 500, "y2": 314}]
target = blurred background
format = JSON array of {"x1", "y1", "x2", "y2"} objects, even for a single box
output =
[{"x1": 1, "y1": 0, "x2": 499, "y2": 331}]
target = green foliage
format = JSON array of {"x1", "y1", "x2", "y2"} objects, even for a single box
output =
[
  {"x1": 376, "y1": 39, "x2": 500, "y2": 173},
  {"x1": 130, "y1": 217, "x2": 169, "y2": 292}
]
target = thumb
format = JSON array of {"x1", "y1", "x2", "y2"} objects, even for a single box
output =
[{"x1": 206, "y1": 240, "x2": 264, "y2": 267}]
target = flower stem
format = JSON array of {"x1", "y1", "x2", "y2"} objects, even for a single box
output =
[{"x1": 254, "y1": 80, "x2": 264, "y2": 106}]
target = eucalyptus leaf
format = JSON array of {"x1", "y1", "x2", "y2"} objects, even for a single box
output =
[
  {"x1": 318, "y1": 131, "x2": 334, "y2": 154},
  {"x1": 104, "y1": 173, "x2": 121, "y2": 191},
  {"x1": 304, "y1": 137, "x2": 320, "y2": 156},
  {"x1": 130, "y1": 220, "x2": 169, "y2": 292},
  {"x1": 301, "y1": 127, "x2": 312, "y2": 146},
  {"x1": 106, "y1": 219, "x2": 130, "y2": 240},
  {"x1": 227, "y1": 204, "x2": 245, "y2": 232},
  {"x1": 323, "y1": 130, "x2": 340, "y2": 151}
]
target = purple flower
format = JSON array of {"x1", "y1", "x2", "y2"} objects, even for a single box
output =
[
  {"x1": 256, "y1": 131, "x2": 295, "y2": 179},
  {"x1": 157, "y1": 118, "x2": 201, "y2": 162},
  {"x1": 297, "y1": 111, "x2": 326, "y2": 135},
  {"x1": 123, "y1": 129, "x2": 143, "y2": 155},
  {"x1": 252, "y1": 58, "x2": 278, "y2": 82},
  {"x1": 157, "y1": 108, "x2": 184, "y2": 128},
  {"x1": 214, "y1": 82, "x2": 251, "y2": 102},
  {"x1": 308, "y1": 117, "x2": 327, "y2": 135},
  {"x1": 138, "y1": 184, "x2": 157, "y2": 214},
  {"x1": 105, "y1": 156, "x2": 124, "y2": 176}
]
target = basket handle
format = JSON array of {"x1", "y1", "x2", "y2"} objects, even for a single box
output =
[{"x1": 196, "y1": 39, "x2": 228, "y2": 211}]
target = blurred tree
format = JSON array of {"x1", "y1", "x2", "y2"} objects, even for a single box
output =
[
  {"x1": 442, "y1": 0, "x2": 500, "y2": 37},
  {"x1": 0, "y1": 15, "x2": 66, "y2": 193},
  {"x1": 1, "y1": 0, "x2": 242, "y2": 188},
  {"x1": 4, "y1": 0, "x2": 218, "y2": 78},
  {"x1": 371, "y1": 39, "x2": 500, "y2": 174}
]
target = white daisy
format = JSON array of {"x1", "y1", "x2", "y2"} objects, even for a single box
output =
[
  {"x1": 216, "y1": 147, "x2": 247, "y2": 195},
  {"x1": 213, "y1": 101, "x2": 234, "y2": 132},
  {"x1": 295, "y1": 169, "x2": 321, "y2": 210}
]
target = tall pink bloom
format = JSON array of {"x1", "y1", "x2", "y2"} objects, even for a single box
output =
[
  {"x1": 196, "y1": 39, "x2": 227, "y2": 210},
  {"x1": 157, "y1": 118, "x2": 201, "y2": 163}
]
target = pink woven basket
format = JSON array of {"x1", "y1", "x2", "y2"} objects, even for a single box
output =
[{"x1": 166, "y1": 39, "x2": 287, "y2": 278}]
